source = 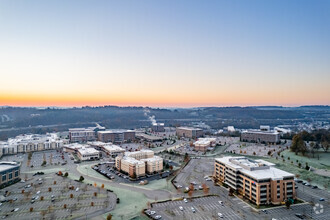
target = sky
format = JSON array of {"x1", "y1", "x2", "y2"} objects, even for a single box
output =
[{"x1": 0, "y1": 0, "x2": 329, "y2": 107}]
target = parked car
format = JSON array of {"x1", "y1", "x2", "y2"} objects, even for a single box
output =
[
  {"x1": 218, "y1": 213, "x2": 223, "y2": 218},
  {"x1": 191, "y1": 207, "x2": 196, "y2": 213},
  {"x1": 319, "y1": 198, "x2": 325, "y2": 201},
  {"x1": 184, "y1": 198, "x2": 188, "y2": 203},
  {"x1": 179, "y1": 206, "x2": 184, "y2": 211},
  {"x1": 154, "y1": 215, "x2": 162, "y2": 219}
]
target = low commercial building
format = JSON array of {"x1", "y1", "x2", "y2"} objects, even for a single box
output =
[
  {"x1": 176, "y1": 127, "x2": 204, "y2": 139},
  {"x1": 135, "y1": 133, "x2": 163, "y2": 142},
  {"x1": 115, "y1": 149, "x2": 163, "y2": 178},
  {"x1": 77, "y1": 147, "x2": 100, "y2": 161},
  {"x1": 241, "y1": 130, "x2": 280, "y2": 144},
  {"x1": 193, "y1": 138, "x2": 217, "y2": 152},
  {"x1": 102, "y1": 144, "x2": 125, "y2": 157},
  {"x1": 69, "y1": 128, "x2": 96, "y2": 143},
  {"x1": 0, "y1": 162, "x2": 20, "y2": 188},
  {"x1": 151, "y1": 123, "x2": 165, "y2": 132},
  {"x1": 63, "y1": 143, "x2": 85, "y2": 153},
  {"x1": 97, "y1": 130, "x2": 135, "y2": 143},
  {"x1": 214, "y1": 156, "x2": 295, "y2": 205},
  {"x1": 0, "y1": 133, "x2": 65, "y2": 156}
]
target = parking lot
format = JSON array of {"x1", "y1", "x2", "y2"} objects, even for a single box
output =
[
  {"x1": 0, "y1": 173, "x2": 116, "y2": 219},
  {"x1": 148, "y1": 196, "x2": 243, "y2": 220}
]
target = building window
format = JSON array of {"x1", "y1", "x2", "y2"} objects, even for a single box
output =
[
  {"x1": 15, "y1": 170, "x2": 19, "y2": 177},
  {"x1": 9, "y1": 173, "x2": 12, "y2": 180},
  {"x1": 2, "y1": 175, "x2": 6, "y2": 181}
]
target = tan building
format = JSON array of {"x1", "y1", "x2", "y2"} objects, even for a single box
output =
[
  {"x1": 193, "y1": 138, "x2": 217, "y2": 152},
  {"x1": 97, "y1": 130, "x2": 135, "y2": 143},
  {"x1": 176, "y1": 127, "x2": 204, "y2": 139},
  {"x1": 115, "y1": 149, "x2": 163, "y2": 178},
  {"x1": 214, "y1": 156, "x2": 295, "y2": 205},
  {"x1": 241, "y1": 130, "x2": 280, "y2": 144},
  {"x1": 69, "y1": 128, "x2": 96, "y2": 143}
]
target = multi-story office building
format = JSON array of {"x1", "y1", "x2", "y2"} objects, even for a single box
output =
[
  {"x1": 115, "y1": 149, "x2": 163, "y2": 178},
  {"x1": 0, "y1": 133, "x2": 65, "y2": 156},
  {"x1": 0, "y1": 162, "x2": 20, "y2": 188},
  {"x1": 69, "y1": 128, "x2": 96, "y2": 143},
  {"x1": 97, "y1": 130, "x2": 135, "y2": 143},
  {"x1": 176, "y1": 127, "x2": 204, "y2": 139},
  {"x1": 193, "y1": 138, "x2": 217, "y2": 152},
  {"x1": 151, "y1": 123, "x2": 165, "y2": 132},
  {"x1": 77, "y1": 147, "x2": 100, "y2": 161},
  {"x1": 241, "y1": 130, "x2": 280, "y2": 144},
  {"x1": 214, "y1": 156, "x2": 295, "y2": 205}
]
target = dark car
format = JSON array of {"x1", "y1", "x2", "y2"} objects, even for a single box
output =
[{"x1": 295, "y1": 213, "x2": 304, "y2": 219}]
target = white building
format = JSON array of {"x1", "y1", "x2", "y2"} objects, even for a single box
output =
[
  {"x1": 102, "y1": 144, "x2": 125, "y2": 157},
  {"x1": 77, "y1": 147, "x2": 100, "y2": 161},
  {"x1": 193, "y1": 138, "x2": 217, "y2": 152},
  {"x1": 0, "y1": 133, "x2": 65, "y2": 156}
]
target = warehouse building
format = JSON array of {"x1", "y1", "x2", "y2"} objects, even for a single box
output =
[{"x1": 214, "y1": 156, "x2": 295, "y2": 205}]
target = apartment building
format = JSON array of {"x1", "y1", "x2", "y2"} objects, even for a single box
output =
[
  {"x1": 241, "y1": 130, "x2": 280, "y2": 144},
  {"x1": 0, "y1": 133, "x2": 65, "y2": 156},
  {"x1": 176, "y1": 127, "x2": 204, "y2": 139},
  {"x1": 0, "y1": 162, "x2": 20, "y2": 188},
  {"x1": 115, "y1": 149, "x2": 163, "y2": 178},
  {"x1": 97, "y1": 130, "x2": 135, "y2": 143},
  {"x1": 193, "y1": 138, "x2": 217, "y2": 152},
  {"x1": 69, "y1": 128, "x2": 96, "y2": 143},
  {"x1": 214, "y1": 156, "x2": 295, "y2": 205}
]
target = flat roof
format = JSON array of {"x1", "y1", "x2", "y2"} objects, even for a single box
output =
[
  {"x1": 97, "y1": 129, "x2": 134, "y2": 134},
  {"x1": 78, "y1": 147, "x2": 99, "y2": 155},
  {"x1": 103, "y1": 145, "x2": 125, "y2": 152},
  {"x1": 0, "y1": 162, "x2": 19, "y2": 172},
  {"x1": 141, "y1": 156, "x2": 163, "y2": 163},
  {"x1": 177, "y1": 127, "x2": 203, "y2": 131},
  {"x1": 242, "y1": 130, "x2": 279, "y2": 135},
  {"x1": 215, "y1": 156, "x2": 294, "y2": 180}
]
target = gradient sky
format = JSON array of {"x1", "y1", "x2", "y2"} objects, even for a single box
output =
[{"x1": 0, "y1": 0, "x2": 329, "y2": 107}]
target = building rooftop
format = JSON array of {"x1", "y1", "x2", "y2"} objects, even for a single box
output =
[
  {"x1": 194, "y1": 138, "x2": 217, "y2": 145},
  {"x1": 177, "y1": 127, "x2": 203, "y2": 131},
  {"x1": 215, "y1": 156, "x2": 294, "y2": 180},
  {"x1": 78, "y1": 147, "x2": 99, "y2": 155},
  {"x1": 64, "y1": 143, "x2": 85, "y2": 150},
  {"x1": 141, "y1": 156, "x2": 163, "y2": 163},
  {"x1": 0, "y1": 161, "x2": 20, "y2": 172},
  {"x1": 103, "y1": 144, "x2": 125, "y2": 152},
  {"x1": 241, "y1": 130, "x2": 279, "y2": 135},
  {"x1": 97, "y1": 129, "x2": 134, "y2": 134},
  {"x1": 122, "y1": 156, "x2": 145, "y2": 165}
]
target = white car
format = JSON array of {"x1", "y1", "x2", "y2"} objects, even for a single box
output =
[
  {"x1": 184, "y1": 198, "x2": 188, "y2": 203},
  {"x1": 191, "y1": 207, "x2": 196, "y2": 213},
  {"x1": 218, "y1": 201, "x2": 223, "y2": 205},
  {"x1": 75, "y1": 188, "x2": 79, "y2": 192},
  {"x1": 36, "y1": 191, "x2": 40, "y2": 194},
  {"x1": 218, "y1": 213, "x2": 223, "y2": 218},
  {"x1": 150, "y1": 211, "x2": 156, "y2": 215},
  {"x1": 154, "y1": 215, "x2": 162, "y2": 220},
  {"x1": 179, "y1": 206, "x2": 184, "y2": 211},
  {"x1": 14, "y1": 208, "x2": 19, "y2": 212}
]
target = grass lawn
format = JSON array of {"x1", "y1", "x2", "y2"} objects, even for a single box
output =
[{"x1": 280, "y1": 150, "x2": 330, "y2": 169}]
